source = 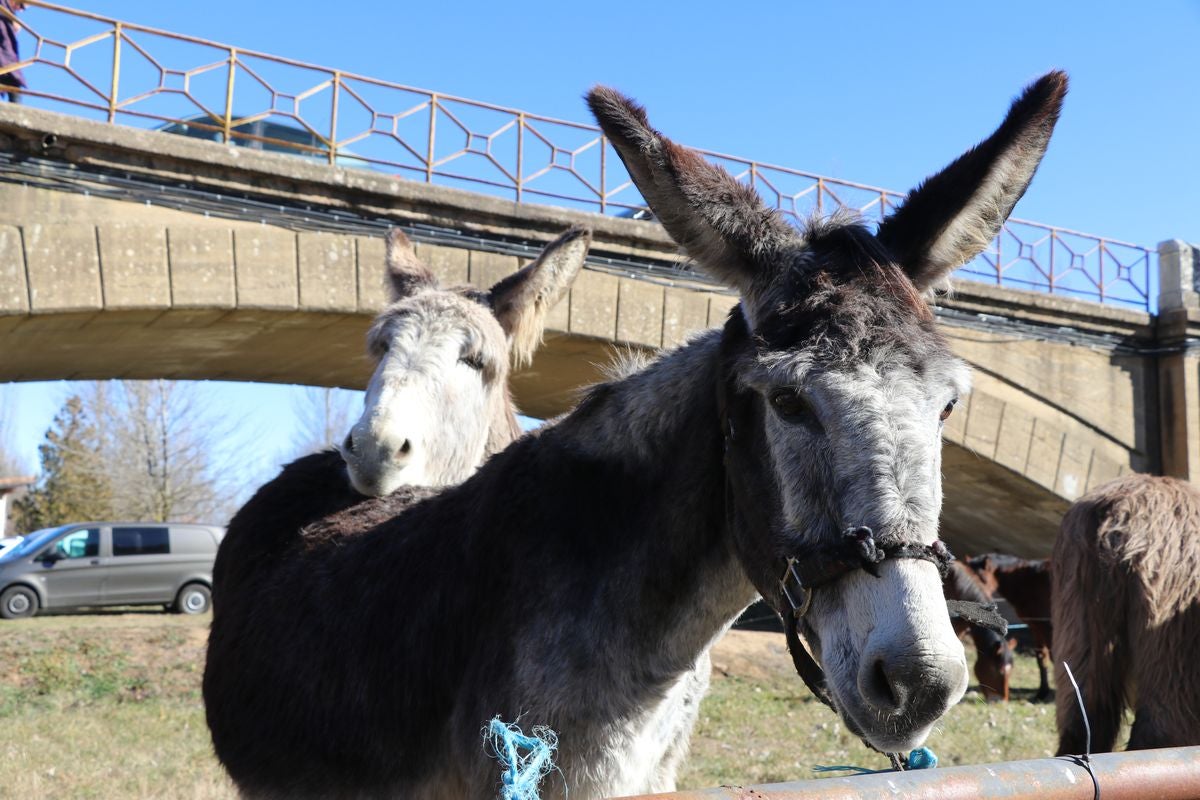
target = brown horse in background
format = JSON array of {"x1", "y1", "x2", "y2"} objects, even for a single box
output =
[
  {"x1": 1053, "y1": 474, "x2": 1200, "y2": 754},
  {"x1": 944, "y1": 562, "x2": 1013, "y2": 702},
  {"x1": 967, "y1": 553, "x2": 1052, "y2": 701}
]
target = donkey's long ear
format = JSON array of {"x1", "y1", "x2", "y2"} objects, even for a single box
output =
[
  {"x1": 877, "y1": 71, "x2": 1067, "y2": 292},
  {"x1": 587, "y1": 87, "x2": 796, "y2": 300},
  {"x1": 489, "y1": 226, "x2": 591, "y2": 367},
  {"x1": 385, "y1": 229, "x2": 437, "y2": 301}
]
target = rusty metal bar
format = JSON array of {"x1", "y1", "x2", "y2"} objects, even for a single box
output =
[
  {"x1": 614, "y1": 747, "x2": 1200, "y2": 800},
  {"x1": 222, "y1": 47, "x2": 235, "y2": 145},
  {"x1": 328, "y1": 71, "x2": 340, "y2": 165},
  {"x1": 106, "y1": 21, "x2": 120, "y2": 123}
]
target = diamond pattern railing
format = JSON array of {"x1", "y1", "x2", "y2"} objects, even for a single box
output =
[{"x1": 0, "y1": 1, "x2": 1153, "y2": 310}]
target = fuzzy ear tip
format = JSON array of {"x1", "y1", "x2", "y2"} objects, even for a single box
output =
[
  {"x1": 586, "y1": 85, "x2": 650, "y2": 136},
  {"x1": 1026, "y1": 70, "x2": 1069, "y2": 112},
  {"x1": 559, "y1": 225, "x2": 593, "y2": 246}
]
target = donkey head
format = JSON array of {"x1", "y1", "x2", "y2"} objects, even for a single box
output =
[
  {"x1": 589, "y1": 72, "x2": 1065, "y2": 750},
  {"x1": 341, "y1": 227, "x2": 590, "y2": 495}
]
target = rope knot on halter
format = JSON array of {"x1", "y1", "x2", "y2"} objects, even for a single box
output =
[{"x1": 847, "y1": 526, "x2": 885, "y2": 576}]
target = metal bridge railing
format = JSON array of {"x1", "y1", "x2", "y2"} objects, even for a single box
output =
[{"x1": 0, "y1": 1, "x2": 1154, "y2": 310}]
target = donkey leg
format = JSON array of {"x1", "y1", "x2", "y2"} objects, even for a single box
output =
[
  {"x1": 1034, "y1": 645, "x2": 1051, "y2": 702},
  {"x1": 1055, "y1": 652, "x2": 1124, "y2": 756},
  {"x1": 1126, "y1": 708, "x2": 1176, "y2": 751}
]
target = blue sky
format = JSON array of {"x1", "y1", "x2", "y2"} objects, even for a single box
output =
[{"x1": 4, "y1": 1, "x2": 1199, "y2": 509}]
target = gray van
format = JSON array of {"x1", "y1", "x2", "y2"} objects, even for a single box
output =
[{"x1": 0, "y1": 522, "x2": 224, "y2": 619}]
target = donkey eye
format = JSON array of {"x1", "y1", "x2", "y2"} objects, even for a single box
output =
[
  {"x1": 769, "y1": 389, "x2": 823, "y2": 432},
  {"x1": 939, "y1": 398, "x2": 958, "y2": 422},
  {"x1": 459, "y1": 353, "x2": 485, "y2": 372}
]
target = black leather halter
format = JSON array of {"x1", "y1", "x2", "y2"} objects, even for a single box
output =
[{"x1": 713, "y1": 315, "x2": 1006, "y2": 768}]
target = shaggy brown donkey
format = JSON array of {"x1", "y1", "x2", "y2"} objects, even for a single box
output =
[{"x1": 1053, "y1": 474, "x2": 1200, "y2": 754}]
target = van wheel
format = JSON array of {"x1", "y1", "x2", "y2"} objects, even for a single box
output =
[
  {"x1": 0, "y1": 585, "x2": 38, "y2": 619},
  {"x1": 174, "y1": 584, "x2": 211, "y2": 615}
]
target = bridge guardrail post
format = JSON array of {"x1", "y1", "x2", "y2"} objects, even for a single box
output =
[
  {"x1": 1158, "y1": 240, "x2": 1199, "y2": 311},
  {"x1": 1156, "y1": 239, "x2": 1200, "y2": 483}
]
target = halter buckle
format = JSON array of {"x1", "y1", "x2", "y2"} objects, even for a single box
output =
[{"x1": 780, "y1": 557, "x2": 814, "y2": 619}]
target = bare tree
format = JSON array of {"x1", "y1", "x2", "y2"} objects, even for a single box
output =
[
  {"x1": 290, "y1": 386, "x2": 360, "y2": 458},
  {"x1": 87, "y1": 380, "x2": 232, "y2": 523}
]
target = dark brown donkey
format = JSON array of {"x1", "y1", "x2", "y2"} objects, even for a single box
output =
[
  {"x1": 204, "y1": 73, "x2": 1067, "y2": 799},
  {"x1": 1054, "y1": 474, "x2": 1200, "y2": 754},
  {"x1": 967, "y1": 553, "x2": 1053, "y2": 700}
]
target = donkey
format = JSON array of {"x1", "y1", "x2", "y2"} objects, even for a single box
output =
[
  {"x1": 209, "y1": 226, "x2": 590, "y2": 598},
  {"x1": 944, "y1": 562, "x2": 1013, "y2": 702},
  {"x1": 967, "y1": 553, "x2": 1053, "y2": 700},
  {"x1": 343, "y1": 226, "x2": 591, "y2": 495},
  {"x1": 204, "y1": 72, "x2": 1067, "y2": 799},
  {"x1": 1053, "y1": 474, "x2": 1200, "y2": 754}
]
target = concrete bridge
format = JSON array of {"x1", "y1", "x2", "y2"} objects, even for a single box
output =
[{"x1": 2, "y1": 104, "x2": 1198, "y2": 557}]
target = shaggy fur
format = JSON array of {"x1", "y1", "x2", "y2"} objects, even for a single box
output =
[
  {"x1": 944, "y1": 562, "x2": 1013, "y2": 702},
  {"x1": 967, "y1": 553, "x2": 1053, "y2": 700},
  {"x1": 205, "y1": 74, "x2": 1066, "y2": 799},
  {"x1": 1053, "y1": 474, "x2": 1200, "y2": 754}
]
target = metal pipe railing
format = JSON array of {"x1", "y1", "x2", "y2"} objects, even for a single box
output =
[{"x1": 614, "y1": 747, "x2": 1200, "y2": 800}]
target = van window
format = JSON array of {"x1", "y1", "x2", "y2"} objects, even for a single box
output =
[
  {"x1": 113, "y1": 527, "x2": 170, "y2": 556},
  {"x1": 53, "y1": 528, "x2": 100, "y2": 559}
]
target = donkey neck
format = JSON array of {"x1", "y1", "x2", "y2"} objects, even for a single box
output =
[{"x1": 494, "y1": 329, "x2": 759, "y2": 677}]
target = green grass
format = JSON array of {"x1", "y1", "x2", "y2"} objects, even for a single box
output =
[
  {"x1": 0, "y1": 612, "x2": 1061, "y2": 797},
  {"x1": 680, "y1": 653, "x2": 1058, "y2": 787}
]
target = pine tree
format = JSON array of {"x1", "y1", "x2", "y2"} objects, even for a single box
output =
[{"x1": 13, "y1": 395, "x2": 112, "y2": 531}]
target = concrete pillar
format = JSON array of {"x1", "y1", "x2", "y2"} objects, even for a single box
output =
[
  {"x1": 1156, "y1": 240, "x2": 1200, "y2": 482},
  {"x1": 1158, "y1": 240, "x2": 1200, "y2": 311}
]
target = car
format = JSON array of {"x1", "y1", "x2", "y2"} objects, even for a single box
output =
[
  {"x1": 157, "y1": 114, "x2": 361, "y2": 167},
  {"x1": 0, "y1": 522, "x2": 224, "y2": 619},
  {"x1": 0, "y1": 536, "x2": 21, "y2": 559}
]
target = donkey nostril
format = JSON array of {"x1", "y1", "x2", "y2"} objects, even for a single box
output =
[
  {"x1": 874, "y1": 660, "x2": 899, "y2": 708},
  {"x1": 342, "y1": 432, "x2": 356, "y2": 455},
  {"x1": 399, "y1": 439, "x2": 412, "y2": 456},
  {"x1": 863, "y1": 658, "x2": 906, "y2": 714}
]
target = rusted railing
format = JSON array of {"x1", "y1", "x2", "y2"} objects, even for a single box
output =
[
  {"x1": 0, "y1": 1, "x2": 1153, "y2": 309},
  {"x1": 615, "y1": 746, "x2": 1200, "y2": 800}
]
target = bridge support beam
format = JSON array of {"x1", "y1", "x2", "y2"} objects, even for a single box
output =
[{"x1": 1156, "y1": 240, "x2": 1200, "y2": 483}]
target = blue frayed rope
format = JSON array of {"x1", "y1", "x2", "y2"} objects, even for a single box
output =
[
  {"x1": 484, "y1": 717, "x2": 559, "y2": 800},
  {"x1": 814, "y1": 747, "x2": 938, "y2": 775}
]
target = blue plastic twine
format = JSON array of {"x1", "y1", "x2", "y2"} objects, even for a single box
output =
[
  {"x1": 485, "y1": 717, "x2": 559, "y2": 800},
  {"x1": 814, "y1": 747, "x2": 938, "y2": 775},
  {"x1": 907, "y1": 747, "x2": 938, "y2": 769}
]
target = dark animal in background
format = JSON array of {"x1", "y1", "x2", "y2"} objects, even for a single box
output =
[
  {"x1": 1053, "y1": 474, "x2": 1200, "y2": 755},
  {"x1": 967, "y1": 553, "x2": 1053, "y2": 701},
  {"x1": 944, "y1": 562, "x2": 1014, "y2": 702},
  {"x1": 204, "y1": 71, "x2": 1066, "y2": 799}
]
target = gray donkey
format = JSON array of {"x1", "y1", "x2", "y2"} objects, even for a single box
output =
[
  {"x1": 342, "y1": 226, "x2": 591, "y2": 495},
  {"x1": 208, "y1": 226, "x2": 589, "y2": 600},
  {"x1": 204, "y1": 72, "x2": 1066, "y2": 799}
]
